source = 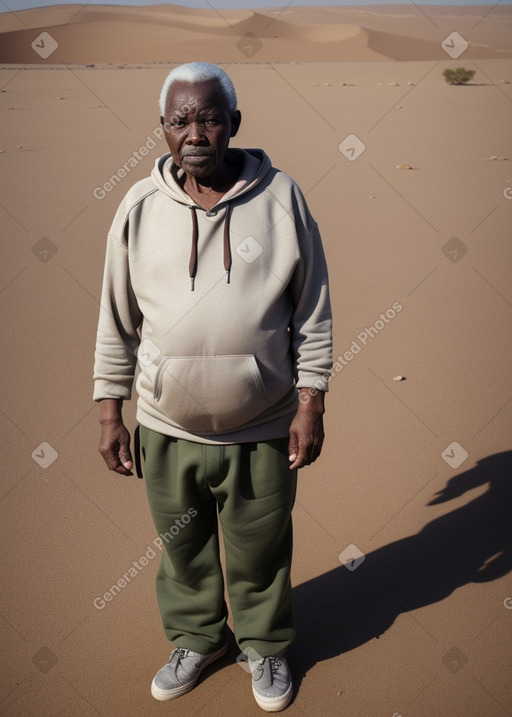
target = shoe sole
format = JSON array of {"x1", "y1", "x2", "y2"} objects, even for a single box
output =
[
  {"x1": 252, "y1": 681, "x2": 293, "y2": 712},
  {"x1": 151, "y1": 644, "x2": 228, "y2": 701}
]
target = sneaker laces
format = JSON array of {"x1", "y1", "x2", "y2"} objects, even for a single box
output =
[
  {"x1": 269, "y1": 657, "x2": 282, "y2": 675},
  {"x1": 252, "y1": 656, "x2": 283, "y2": 686},
  {"x1": 171, "y1": 648, "x2": 199, "y2": 670},
  {"x1": 171, "y1": 647, "x2": 188, "y2": 664}
]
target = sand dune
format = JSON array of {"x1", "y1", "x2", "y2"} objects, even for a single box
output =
[
  {"x1": 366, "y1": 27, "x2": 510, "y2": 61},
  {"x1": 0, "y1": 3, "x2": 511, "y2": 64},
  {"x1": 0, "y1": 16, "x2": 382, "y2": 64}
]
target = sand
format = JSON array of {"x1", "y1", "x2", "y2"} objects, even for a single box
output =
[{"x1": 1, "y1": 3, "x2": 512, "y2": 717}]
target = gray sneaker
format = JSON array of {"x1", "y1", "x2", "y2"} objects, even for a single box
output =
[
  {"x1": 151, "y1": 645, "x2": 227, "y2": 701},
  {"x1": 249, "y1": 656, "x2": 293, "y2": 712}
]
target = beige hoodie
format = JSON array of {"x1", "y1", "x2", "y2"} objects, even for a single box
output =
[{"x1": 93, "y1": 149, "x2": 332, "y2": 444}]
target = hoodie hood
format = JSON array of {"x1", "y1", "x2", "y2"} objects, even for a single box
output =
[{"x1": 150, "y1": 148, "x2": 272, "y2": 290}]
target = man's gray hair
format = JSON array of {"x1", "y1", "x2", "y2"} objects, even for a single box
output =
[{"x1": 159, "y1": 62, "x2": 237, "y2": 116}]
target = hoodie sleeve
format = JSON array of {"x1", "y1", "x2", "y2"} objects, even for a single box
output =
[
  {"x1": 288, "y1": 186, "x2": 333, "y2": 392},
  {"x1": 93, "y1": 203, "x2": 143, "y2": 402}
]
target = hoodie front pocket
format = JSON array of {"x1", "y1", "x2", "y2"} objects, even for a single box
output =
[{"x1": 154, "y1": 354, "x2": 271, "y2": 433}]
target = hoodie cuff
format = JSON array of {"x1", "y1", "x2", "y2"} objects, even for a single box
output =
[
  {"x1": 297, "y1": 372, "x2": 331, "y2": 393},
  {"x1": 93, "y1": 380, "x2": 132, "y2": 402}
]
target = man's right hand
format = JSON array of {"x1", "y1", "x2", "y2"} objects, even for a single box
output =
[{"x1": 98, "y1": 399, "x2": 133, "y2": 476}]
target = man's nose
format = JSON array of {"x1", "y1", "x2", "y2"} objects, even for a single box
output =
[{"x1": 186, "y1": 122, "x2": 207, "y2": 143}]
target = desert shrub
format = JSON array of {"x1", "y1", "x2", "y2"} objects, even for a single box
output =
[{"x1": 443, "y1": 67, "x2": 476, "y2": 85}]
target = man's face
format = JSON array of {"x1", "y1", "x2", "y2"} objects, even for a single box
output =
[{"x1": 161, "y1": 80, "x2": 241, "y2": 180}]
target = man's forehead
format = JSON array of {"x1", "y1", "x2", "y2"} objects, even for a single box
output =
[{"x1": 166, "y1": 80, "x2": 226, "y2": 113}]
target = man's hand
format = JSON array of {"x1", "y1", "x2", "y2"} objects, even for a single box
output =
[
  {"x1": 98, "y1": 399, "x2": 133, "y2": 476},
  {"x1": 288, "y1": 388, "x2": 325, "y2": 470}
]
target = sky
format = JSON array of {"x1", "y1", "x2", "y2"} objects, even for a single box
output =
[{"x1": 2, "y1": 0, "x2": 512, "y2": 12}]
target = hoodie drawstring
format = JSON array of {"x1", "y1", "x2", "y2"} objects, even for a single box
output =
[
  {"x1": 223, "y1": 204, "x2": 232, "y2": 285},
  {"x1": 189, "y1": 206, "x2": 198, "y2": 291},
  {"x1": 188, "y1": 204, "x2": 232, "y2": 291}
]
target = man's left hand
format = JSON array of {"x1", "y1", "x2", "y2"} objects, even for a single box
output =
[{"x1": 288, "y1": 389, "x2": 325, "y2": 470}]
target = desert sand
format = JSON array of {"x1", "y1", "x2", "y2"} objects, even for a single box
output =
[{"x1": 1, "y1": 3, "x2": 512, "y2": 717}]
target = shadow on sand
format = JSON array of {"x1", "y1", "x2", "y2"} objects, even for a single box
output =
[{"x1": 290, "y1": 451, "x2": 512, "y2": 682}]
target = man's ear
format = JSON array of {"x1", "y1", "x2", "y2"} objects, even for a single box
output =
[{"x1": 230, "y1": 110, "x2": 242, "y2": 138}]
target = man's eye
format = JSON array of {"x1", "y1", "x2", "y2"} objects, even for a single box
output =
[
  {"x1": 205, "y1": 119, "x2": 218, "y2": 126},
  {"x1": 167, "y1": 118, "x2": 186, "y2": 128}
]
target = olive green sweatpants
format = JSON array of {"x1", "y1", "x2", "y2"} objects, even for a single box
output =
[{"x1": 139, "y1": 425, "x2": 298, "y2": 659}]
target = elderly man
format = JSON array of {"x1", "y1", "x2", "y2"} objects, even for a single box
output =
[{"x1": 94, "y1": 62, "x2": 332, "y2": 712}]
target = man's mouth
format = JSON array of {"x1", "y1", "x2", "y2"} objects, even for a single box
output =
[
  {"x1": 182, "y1": 150, "x2": 213, "y2": 159},
  {"x1": 182, "y1": 155, "x2": 212, "y2": 165}
]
